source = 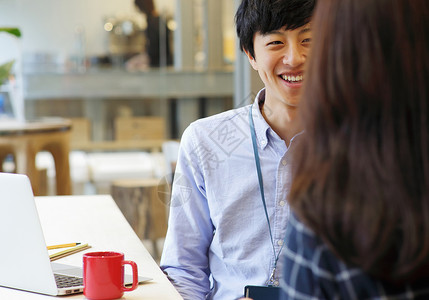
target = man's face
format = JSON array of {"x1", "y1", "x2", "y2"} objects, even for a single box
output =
[{"x1": 247, "y1": 23, "x2": 312, "y2": 108}]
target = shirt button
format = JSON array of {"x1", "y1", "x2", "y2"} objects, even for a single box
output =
[
  {"x1": 281, "y1": 159, "x2": 287, "y2": 166},
  {"x1": 277, "y1": 240, "x2": 283, "y2": 246},
  {"x1": 273, "y1": 280, "x2": 279, "y2": 286},
  {"x1": 279, "y1": 200, "x2": 286, "y2": 207},
  {"x1": 261, "y1": 140, "x2": 267, "y2": 146}
]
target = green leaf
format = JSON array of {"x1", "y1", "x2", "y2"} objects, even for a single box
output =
[
  {"x1": 0, "y1": 28, "x2": 21, "y2": 38},
  {"x1": 0, "y1": 60, "x2": 15, "y2": 86}
]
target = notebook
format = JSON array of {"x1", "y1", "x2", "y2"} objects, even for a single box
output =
[{"x1": 0, "y1": 172, "x2": 151, "y2": 296}]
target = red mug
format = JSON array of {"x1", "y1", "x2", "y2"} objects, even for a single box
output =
[{"x1": 83, "y1": 251, "x2": 138, "y2": 300}]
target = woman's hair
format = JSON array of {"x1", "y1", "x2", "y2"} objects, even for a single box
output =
[
  {"x1": 235, "y1": 0, "x2": 315, "y2": 59},
  {"x1": 289, "y1": 0, "x2": 429, "y2": 282}
]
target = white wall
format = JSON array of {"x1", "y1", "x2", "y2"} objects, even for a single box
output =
[
  {"x1": 0, "y1": 0, "x2": 176, "y2": 55},
  {"x1": 0, "y1": 0, "x2": 231, "y2": 66},
  {"x1": 0, "y1": 0, "x2": 138, "y2": 58}
]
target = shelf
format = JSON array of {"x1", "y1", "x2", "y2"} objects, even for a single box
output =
[{"x1": 23, "y1": 67, "x2": 234, "y2": 100}]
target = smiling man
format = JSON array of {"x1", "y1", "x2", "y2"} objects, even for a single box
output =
[
  {"x1": 246, "y1": 22, "x2": 311, "y2": 146},
  {"x1": 160, "y1": 0, "x2": 315, "y2": 299}
]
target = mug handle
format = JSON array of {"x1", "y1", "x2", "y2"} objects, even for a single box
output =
[{"x1": 122, "y1": 260, "x2": 139, "y2": 292}]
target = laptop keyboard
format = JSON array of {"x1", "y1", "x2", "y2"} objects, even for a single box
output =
[{"x1": 54, "y1": 273, "x2": 83, "y2": 288}]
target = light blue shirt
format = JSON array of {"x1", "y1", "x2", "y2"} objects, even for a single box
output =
[{"x1": 160, "y1": 89, "x2": 300, "y2": 300}]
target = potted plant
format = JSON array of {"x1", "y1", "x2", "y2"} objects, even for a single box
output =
[
  {"x1": 0, "y1": 27, "x2": 22, "y2": 119},
  {"x1": 0, "y1": 27, "x2": 21, "y2": 86}
]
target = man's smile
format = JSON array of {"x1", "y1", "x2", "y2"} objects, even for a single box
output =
[{"x1": 280, "y1": 73, "x2": 304, "y2": 83}]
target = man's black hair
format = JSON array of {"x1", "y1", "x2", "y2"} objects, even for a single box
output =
[{"x1": 235, "y1": 0, "x2": 315, "y2": 59}]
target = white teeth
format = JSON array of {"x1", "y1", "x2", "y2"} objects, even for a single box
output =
[{"x1": 282, "y1": 74, "x2": 303, "y2": 82}]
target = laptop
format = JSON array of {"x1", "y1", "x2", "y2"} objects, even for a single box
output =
[{"x1": 0, "y1": 172, "x2": 151, "y2": 296}]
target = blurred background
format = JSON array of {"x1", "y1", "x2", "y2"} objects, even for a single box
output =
[
  {"x1": 0, "y1": 0, "x2": 259, "y2": 139},
  {"x1": 0, "y1": 0, "x2": 264, "y2": 259}
]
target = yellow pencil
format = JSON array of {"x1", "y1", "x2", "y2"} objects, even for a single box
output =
[
  {"x1": 49, "y1": 243, "x2": 91, "y2": 261},
  {"x1": 47, "y1": 242, "x2": 81, "y2": 250}
]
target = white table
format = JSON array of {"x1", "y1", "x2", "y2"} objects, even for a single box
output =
[{"x1": 0, "y1": 195, "x2": 183, "y2": 300}]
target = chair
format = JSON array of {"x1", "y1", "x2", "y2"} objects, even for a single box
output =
[
  {"x1": 114, "y1": 116, "x2": 166, "y2": 141},
  {"x1": 109, "y1": 117, "x2": 168, "y2": 259},
  {"x1": 69, "y1": 118, "x2": 91, "y2": 147}
]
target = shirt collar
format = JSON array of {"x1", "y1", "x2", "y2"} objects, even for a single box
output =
[{"x1": 251, "y1": 89, "x2": 304, "y2": 152}]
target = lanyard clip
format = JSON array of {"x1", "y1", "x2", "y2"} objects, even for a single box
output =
[{"x1": 267, "y1": 267, "x2": 278, "y2": 287}]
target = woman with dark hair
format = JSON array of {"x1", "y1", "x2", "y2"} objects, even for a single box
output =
[{"x1": 281, "y1": 0, "x2": 429, "y2": 298}]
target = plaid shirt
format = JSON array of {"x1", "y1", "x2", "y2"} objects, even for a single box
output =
[{"x1": 280, "y1": 213, "x2": 429, "y2": 300}]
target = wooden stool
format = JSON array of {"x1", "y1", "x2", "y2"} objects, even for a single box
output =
[
  {"x1": 0, "y1": 119, "x2": 72, "y2": 195},
  {"x1": 111, "y1": 178, "x2": 168, "y2": 260}
]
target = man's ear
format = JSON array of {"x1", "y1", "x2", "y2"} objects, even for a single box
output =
[{"x1": 245, "y1": 50, "x2": 258, "y2": 71}]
